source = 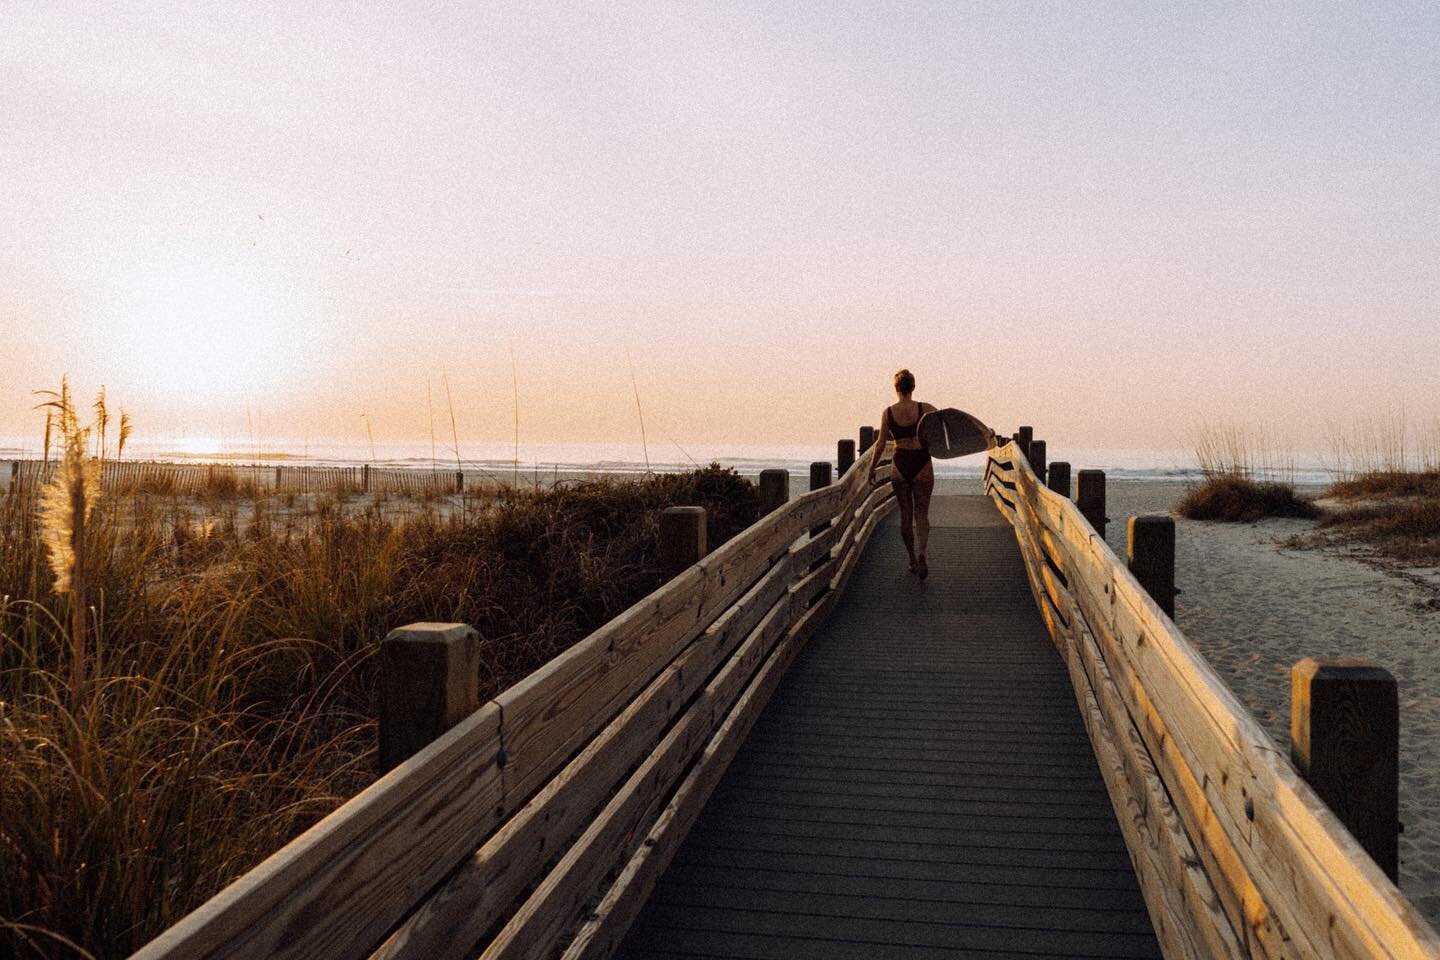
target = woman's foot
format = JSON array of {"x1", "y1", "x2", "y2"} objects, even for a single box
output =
[{"x1": 917, "y1": 555, "x2": 929, "y2": 580}]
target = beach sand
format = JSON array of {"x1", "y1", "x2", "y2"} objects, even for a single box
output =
[{"x1": 933, "y1": 476, "x2": 1440, "y2": 922}]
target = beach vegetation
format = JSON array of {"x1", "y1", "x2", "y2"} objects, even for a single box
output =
[
  {"x1": 1, "y1": 435, "x2": 759, "y2": 958},
  {"x1": 1175, "y1": 474, "x2": 1320, "y2": 523}
]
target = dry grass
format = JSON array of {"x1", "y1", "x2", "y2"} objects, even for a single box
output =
[
  {"x1": 1, "y1": 463, "x2": 758, "y2": 959},
  {"x1": 1185, "y1": 422, "x2": 1297, "y2": 482},
  {"x1": 1316, "y1": 468, "x2": 1440, "y2": 565},
  {"x1": 1175, "y1": 475, "x2": 1320, "y2": 523}
]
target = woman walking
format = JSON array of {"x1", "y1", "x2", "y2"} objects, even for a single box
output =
[{"x1": 867, "y1": 368, "x2": 934, "y2": 579}]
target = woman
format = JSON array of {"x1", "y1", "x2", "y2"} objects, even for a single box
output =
[{"x1": 867, "y1": 368, "x2": 934, "y2": 579}]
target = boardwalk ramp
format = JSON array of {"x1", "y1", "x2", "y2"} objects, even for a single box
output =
[{"x1": 614, "y1": 496, "x2": 1159, "y2": 959}]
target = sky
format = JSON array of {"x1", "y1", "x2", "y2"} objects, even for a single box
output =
[{"x1": 2, "y1": 2, "x2": 1437, "y2": 458}]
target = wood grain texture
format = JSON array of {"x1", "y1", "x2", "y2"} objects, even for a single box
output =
[
  {"x1": 992, "y1": 439, "x2": 1440, "y2": 960},
  {"x1": 609, "y1": 497, "x2": 1160, "y2": 960},
  {"x1": 131, "y1": 704, "x2": 504, "y2": 960}
]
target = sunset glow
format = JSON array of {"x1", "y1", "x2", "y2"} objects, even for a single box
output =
[{"x1": 2, "y1": 3, "x2": 1436, "y2": 455}]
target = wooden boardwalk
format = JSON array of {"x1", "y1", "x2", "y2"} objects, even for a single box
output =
[{"x1": 615, "y1": 495, "x2": 1161, "y2": 959}]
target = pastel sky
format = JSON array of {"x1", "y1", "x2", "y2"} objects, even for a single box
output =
[{"x1": 2, "y1": 2, "x2": 1436, "y2": 454}]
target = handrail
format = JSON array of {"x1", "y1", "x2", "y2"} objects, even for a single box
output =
[
  {"x1": 985, "y1": 441, "x2": 1440, "y2": 960},
  {"x1": 131, "y1": 452, "x2": 894, "y2": 960}
]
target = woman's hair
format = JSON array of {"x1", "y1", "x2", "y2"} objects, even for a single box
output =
[{"x1": 893, "y1": 369, "x2": 915, "y2": 395}]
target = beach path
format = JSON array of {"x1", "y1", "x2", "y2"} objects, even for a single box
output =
[{"x1": 613, "y1": 495, "x2": 1161, "y2": 959}]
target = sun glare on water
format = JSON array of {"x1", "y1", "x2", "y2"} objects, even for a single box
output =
[{"x1": 104, "y1": 256, "x2": 305, "y2": 401}]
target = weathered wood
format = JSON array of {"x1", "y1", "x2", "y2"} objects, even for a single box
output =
[
  {"x1": 487, "y1": 553, "x2": 841, "y2": 960},
  {"x1": 758, "y1": 469, "x2": 788, "y2": 516},
  {"x1": 1291, "y1": 658, "x2": 1400, "y2": 883},
  {"x1": 837, "y1": 439, "x2": 855, "y2": 476},
  {"x1": 131, "y1": 703, "x2": 504, "y2": 960},
  {"x1": 1127, "y1": 515, "x2": 1176, "y2": 618},
  {"x1": 1077, "y1": 468, "x2": 1107, "y2": 537},
  {"x1": 994, "y1": 438, "x2": 1440, "y2": 959},
  {"x1": 1047, "y1": 460, "x2": 1071, "y2": 497},
  {"x1": 1017, "y1": 425, "x2": 1033, "y2": 458},
  {"x1": 371, "y1": 549, "x2": 808, "y2": 960},
  {"x1": 561, "y1": 595, "x2": 837, "y2": 960},
  {"x1": 496, "y1": 483, "x2": 844, "y2": 805},
  {"x1": 808, "y1": 461, "x2": 831, "y2": 491},
  {"x1": 859, "y1": 425, "x2": 876, "y2": 454},
  {"x1": 1066, "y1": 611, "x2": 1244, "y2": 960},
  {"x1": 378, "y1": 623, "x2": 482, "y2": 775},
  {"x1": 658, "y1": 506, "x2": 707, "y2": 579},
  {"x1": 1028, "y1": 438, "x2": 1047, "y2": 478}
]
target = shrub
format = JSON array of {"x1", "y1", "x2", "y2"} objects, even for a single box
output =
[{"x1": 1175, "y1": 475, "x2": 1320, "y2": 523}]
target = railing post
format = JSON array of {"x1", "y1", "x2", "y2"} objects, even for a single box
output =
[
  {"x1": 1017, "y1": 426, "x2": 1033, "y2": 459},
  {"x1": 1291, "y1": 657, "x2": 1399, "y2": 882},
  {"x1": 658, "y1": 506, "x2": 707, "y2": 579},
  {"x1": 809, "y1": 461, "x2": 831, "y2": 491},
  {"x1": 837, "y1": 439, "x2": 856, "y2": 477},
  {"x1": 758, "y1": 469, "x2": 789, "y2": 516},
  {"x1": 1027, "y1": 439, "x2": 1047, "y2": 478},
  {"x1": 378, "y1": 622, "x2": 481, "y2": 775},
  {"x1": 859, "y1": 426, "x2": 876, "y2": 455},
  {"x1": 1047, "y1": 461, "x2": 1071, "y2": 498},
  {"x1": 1077, "y1": 469, "x2": 1107, "y2": 538},
  {"x1": 1127, "y1": 516, "x2": 1175, "y2": 617},
  {"x1": 362, "y1": 463, "x2": 371, "y2": 493},
  {"x1": 809, "y1": 461, "x2": 832, "y2": 538}
]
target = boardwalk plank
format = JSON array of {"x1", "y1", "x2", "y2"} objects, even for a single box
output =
[{"x1": 613, "y1": 496, "x2": 1160, "y2": 960}]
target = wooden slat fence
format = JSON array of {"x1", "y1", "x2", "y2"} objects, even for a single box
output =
[
  {"x1": 5, "y1": 460, "x2": 468, "y2": 497},
  {"x1": 129, "y1": 451, "x2": 894, "y2": 960},
  {"x1": 984, "y1": 441, "x2": 1440, "y2": 959}
]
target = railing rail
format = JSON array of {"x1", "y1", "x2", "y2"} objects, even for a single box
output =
[
  {"x1": 985, "y1": 441, "x2": 1440, "y2": 959},
  {"x1": 130, "y1": 448, "x2": 894, "y2": 960}
]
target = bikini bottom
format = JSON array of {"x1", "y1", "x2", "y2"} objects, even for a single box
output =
[{"x1": 892, "y1": 448, "x2": 932, "y2": 483}]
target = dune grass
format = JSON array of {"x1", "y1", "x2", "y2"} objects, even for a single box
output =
[
  {"x1": 1180, "y1": 422, "x2": 1316, "y2": 522},
  {"x1": 1175, "y1": 474, "x2": 1320, "y2": 523},
  {"x1": 1316, "y1": 468, "x2": 1440, "y2": 565},
  {"x1": 1, "y1": 459, "x2": 759, "y2": 958}
]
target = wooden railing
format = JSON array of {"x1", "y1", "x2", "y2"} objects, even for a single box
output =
[
  {"x1": 985, "y1": 441, "x2": 1440, "y2": 959},
  {"x1": 131, "y1": 450, "x2": 894, "y2": 960}
]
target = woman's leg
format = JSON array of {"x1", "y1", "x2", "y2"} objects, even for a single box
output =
[
  {"x1": 913, "y1": 462, "x2": 935, "y2": 576},
  {"x1": 891, "y1": 474, "x2": 917, "y2": 569}
]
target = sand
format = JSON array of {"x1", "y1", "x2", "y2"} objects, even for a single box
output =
[{"x1": 933, "y1": 477, "x2": 1440, "y2": 922}]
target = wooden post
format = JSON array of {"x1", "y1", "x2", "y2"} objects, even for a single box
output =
[
  {"x1": 758, "y1": 469, "x2": 789, "y2": 516},
  {"x1": 658, "y1": 506, "x2": 707, "y2": 579},
  {"x1": 809, "y1": 461, "x2": 832, "y2": 538},
  {"x1": 9, "y1": 461, "x2": 16, "y2": 493},
  {"x1": 1028, "y1": 439, "x2": 1047, "y2": 479},
  {"x1": 275, "y1": 466, "x2": 283, "y2": 490},
  {"x1": 1077, "y1": 469, "x2": 1107, "y2": 538},
  {"x1": 1017, "y1": 426, "x2": 1033, "y2": 459},
  {"x1": 455, "y1": 470, "x2": 464, "y2": 493},
  {"x1": 1047, "y1": 461, "x2": 1071, "y2": 498},
  {"x1": 859, "y1": 426, "x2": 876, "y2": 455},
  {"x1": 837, "y1": 439, "x2": 856, "y2": 477},
  {"x1": 378, "y1": 623, "x2": 481, "y2": 775},
  {"x1": 1291, "y1": 657, "x2": 1400, "y2": 882},
  {"x1": 1127, "y1": 515, "x2": 1176, "y2": 617},
  {"x1": 362, "y1": 463, "x2": 371, "y2": 493}
]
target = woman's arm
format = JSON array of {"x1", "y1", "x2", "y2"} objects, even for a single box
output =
[{"x1": 867, "y1": 407, "x2": 891, "y2": 484}]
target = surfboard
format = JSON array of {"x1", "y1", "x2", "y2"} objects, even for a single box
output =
[{"x1": 918, "y1": 408, "x2": 997, "y2": 459}]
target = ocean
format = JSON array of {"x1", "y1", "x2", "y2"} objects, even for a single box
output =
[{"x1": 0, "y1": 437, "x2": 1340, "y2": 486}]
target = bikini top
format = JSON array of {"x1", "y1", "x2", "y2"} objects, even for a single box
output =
[{"x1": 889, "y1": 404, "x2": 924, "y2": 440}]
